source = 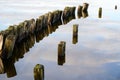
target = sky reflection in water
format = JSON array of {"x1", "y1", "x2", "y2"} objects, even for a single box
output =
[{"x1": 0, "y1": 0, "x2": 120, "y2": 80}]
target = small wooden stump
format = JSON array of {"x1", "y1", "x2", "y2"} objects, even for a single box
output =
[
  {"x1": 73, "y1": 24, "x2": 78, "y2": 44},
  {"x1": 98, "y1": 7, "x2": 102, "y2": 18},
  {"x1": 34, "y1": 64, "x2": 44, "y2": 80}
]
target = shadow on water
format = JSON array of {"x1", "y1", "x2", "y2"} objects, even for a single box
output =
[{"x1": 0, "y1": 3, "x2": 89, "y2": 79}]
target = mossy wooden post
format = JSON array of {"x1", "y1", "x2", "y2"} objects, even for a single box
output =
[
  {"x1": 73, "y1": 24, "x2": 78, "y2": 44},
  {"x1": 34, "y1": 64, "x2": 44, "y2": 80},
  {"x1": 98, "y1": 7, "x2": 102, "y2": 18}
]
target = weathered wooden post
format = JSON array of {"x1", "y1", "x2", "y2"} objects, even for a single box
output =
[
  {"x1": 62, "y1": 7, "x2": 76, "y2": 24},
  {"x1": 58, "y1": 41, "x2": 66, "y2": 65},
  {"x1": 115, "y1": 5, "x2": 117, "y2": 10},
  {"x1": 34, "y1": 64, "x2": 44, "y2": 80},
  {"x1": 3, "y1": 34, "x2": 16, "y2": 59},
  {"x1": 77, "y1": 5, "x2": 83, "y2": 18},
  {"x1": 82, "y1": 3, "x2": 89, "y2": 12},
  {"x1": 98, "y1": 7, "x2": 102, "y2": 18},
  {"x1": 73, "y1": 24, "x2": 78, "y2": 44}
]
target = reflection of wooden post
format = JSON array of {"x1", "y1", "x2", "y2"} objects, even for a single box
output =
[
  {"x1": 34, "y1": 64, "x2": 44, "y2": 80},
  {"x1": 73, "y1": 24, "x2": 78, "y2": 44},
  {"x1": 58, "y1": 41, "x2": 66, "y2": 65},
  {"x1": 115, "y1": 5, "x2": 117, "y2": 10},
  {"x1": 98, "y1": 7, "x2": 102, "y2": 18}
]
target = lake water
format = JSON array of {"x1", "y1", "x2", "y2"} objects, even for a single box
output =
[{"x1": 0, "y1": 0, "x2": 120, "y2": 80}]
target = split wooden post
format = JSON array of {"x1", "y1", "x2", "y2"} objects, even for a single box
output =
[
  {"x1": 98, "y1": 7, "x2": 102, "y2": 18},
  {"x1": 34, "y1": 64, "x2": 44, "y2": 80},
  {"x1": 73, "y1": 24, "x2": 78, "y2": 44}
]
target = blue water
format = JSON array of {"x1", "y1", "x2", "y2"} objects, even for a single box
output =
[{"x1": 0, "y1": 0, "x2": 120, "y2": 80}]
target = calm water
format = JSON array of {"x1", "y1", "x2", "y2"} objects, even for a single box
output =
[{"x1": 1, "y1": 0, "x2": 120, "y2": 80}]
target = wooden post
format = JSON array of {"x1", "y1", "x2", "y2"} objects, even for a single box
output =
[
  {"x1": 98, "y1": 7, "x2": 102, "y2": 18},
  {"x1": 77, "y1": 5, "x2": 83, "y2": 18},
  {"x1": 82, "y1": 3, "x2": 89, "y2": 12},
  {"x1": 73, "y1": 24, "x2": 78, "y2": 44},
  {"x1": 34, "y1": 64, "x2": 44, "y2": 80},
  {"x1": 115, "y1": 5, "x2": 117, "y2": 10},
  {"x1": 3, "y1": 34, "x2": 16, "y2": 59},
  {"x1": 58, "y1": 41, "x2": 66, "y2": 65}
]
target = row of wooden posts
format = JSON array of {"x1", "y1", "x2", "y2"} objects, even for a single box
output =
[
  {"x1": 0, "y1": 3, "x2": 89, "y2": 60},
  {"x1": 0, "y1": 3, "x2": 89, "y2": 79}
]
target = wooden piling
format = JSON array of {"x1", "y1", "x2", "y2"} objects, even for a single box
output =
[
  {"x1": 62, "y1": 6, "x2": 76, "y2": 24},
  {"x1": 3, "y1": 34, "x2": 16, "y2": 59},
  {"x1": 98, "y1": 7, "x2": 102, "y2": 18},
  {"x1": 82, "y1": 3, "x2": 89, "y2": 12},
  {"x1": 58, "y1": 41, "x2": 66, "y2": 65},
  {"x1": 34, "y1": 64, "x2": 44, "y2": 80},
  {"x1": 115, "y1": 5, "x2": 117, "y2": 10},
  {"x1": 73, "y1": 24, "x2": 78, "y2": 44},
  {"x1": 77, "y1": 5, "x2": 83, "y2": 18}
]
